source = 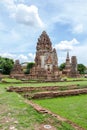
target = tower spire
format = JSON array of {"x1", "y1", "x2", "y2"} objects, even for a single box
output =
[{"x1": 67, "y1": 51, "x2": 69, "y2": 59}]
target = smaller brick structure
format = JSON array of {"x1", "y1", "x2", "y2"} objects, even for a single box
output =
[
  {"x1": 62, "y1": 52, "x2": 80, "y2": 78},
  {"x1": 10, "y1": 60, "x2": 25, "y2": 79},
  {"x1": 62, "y1": 51, "x2": 71, "y2": 76}
]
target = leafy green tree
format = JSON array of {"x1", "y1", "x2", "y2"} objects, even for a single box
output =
[
  {"x1": 77, "y1": 64, "x2": 86, "y2": 74},
  {"x1": 59, "y1": 63, "x2": 65, "y2": 71},
  {"x1": 25, "y1": 62, "x2": 35, "y2": 74},
  {"x1": 0, "y1": 57, "x2": 14, "y2": 75}
]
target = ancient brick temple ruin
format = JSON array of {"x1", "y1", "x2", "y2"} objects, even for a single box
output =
[
  {"x1": 29, "y1": 31, "x2": 60, "y2": 81},
  {"x1": 63, "y1": 52, "x2": 79, "y2": 77},
  {"x1": 62, "y1": 51, "x2": 71, "y2": 76},
  {"x1": 10, "y1": 31, "x2": 79, "y2": 80},
  {"x1": 10, "y1": 60, "x2": 24, "y2": 79}
]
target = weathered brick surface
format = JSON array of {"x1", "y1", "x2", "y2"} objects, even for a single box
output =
[
  {"x1": 10, "y1": 60, "x2": 25, "y2": 79},
  {"x1": 32, "y1": 89, "x2": 87, "y2": 99},
  {"x1": 7, "y1": 85, "x2": 77, "y2": 92},
  {"x1": 7, "y1": 86, "x2": 87, "y2": 99},
  {"x1": 29, "y1": 31, "x2": 60, "y2": 81}
]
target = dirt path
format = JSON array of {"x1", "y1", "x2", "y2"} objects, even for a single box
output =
[{"x1": 25, "y1": 100, "x2": 85, "y2": 130}]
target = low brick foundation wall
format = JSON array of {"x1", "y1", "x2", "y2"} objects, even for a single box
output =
[
  {"x1": 7, "y1": 85, "x2": 77, "y2": 93},
  {"x1": 7, "y1": 86, "x2": 87, "y2": 99},
  {"x1": 32, "y1": 88, "x2": 87, "y2": 99}
]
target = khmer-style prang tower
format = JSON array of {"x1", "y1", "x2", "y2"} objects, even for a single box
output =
[{"x1": 30, "y1": 31, "x2": 60, "y2": 81}]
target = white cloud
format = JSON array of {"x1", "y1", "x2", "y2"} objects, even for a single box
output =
[
  {"x1": 0, "y1": 53, "x2": 16, "y2": 59},
  {"x1": 54, "y1": 38, "x2": 79, "y2": 51},
  {"x1": 28, "y1": 53, "x2": 35, "y2": 60},
  {"x1": 15, "y1": 4, "x2": 44, "y2": 27},
  {"x1": 0, "y1": 53, "x2": 35, "y2": 63},
  {"x1": 2, "y1": 0, "x2": 44, "y2": 28},
  {"x1": 18, "y1": 54, "x2": 29, "y2": 62},
  {"x1": 2, "y1": 0, "x2": 16, "y2": 12},
  {"x1": 70, "y1": 44, "x2": 87, "y2": 66},
  {"x1": 14, "y1": 0, "x2": 24, "y2": 3}
]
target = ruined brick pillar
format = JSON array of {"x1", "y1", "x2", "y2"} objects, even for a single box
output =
[{"x1": 70, "y1": 56, "x2": 78, "y2": 77}]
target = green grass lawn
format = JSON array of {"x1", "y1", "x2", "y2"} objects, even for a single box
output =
[
  {"x1": 0, "y1": 83, "x2": 75, "y2": 130},
  {"x1": 1, "y1": 77, "x2": 87, "y2": 91},
  {"x1": 34, "y1": 95, "x2": 87, "y2": 129},
  {"x1": 2, "y1": 78, "x2": 22, "y2": 83},
  {"x1": 0, "y1": 79, "x2": 87, "y2": 129},
  {"x1": 4, "y1": 80, "x2": 87, "y2": 91},
  {"x1": 66, "y1": 77, "x2": 87, "y2": 81}
]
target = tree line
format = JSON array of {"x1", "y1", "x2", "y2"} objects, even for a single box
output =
[{"x1": 0, "y1": 57, "x2": 14, "y2": 75}]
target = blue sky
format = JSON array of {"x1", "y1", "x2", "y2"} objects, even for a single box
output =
[{"x1": 0, "y1": 0, "x2": 87, "y2": 66}]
